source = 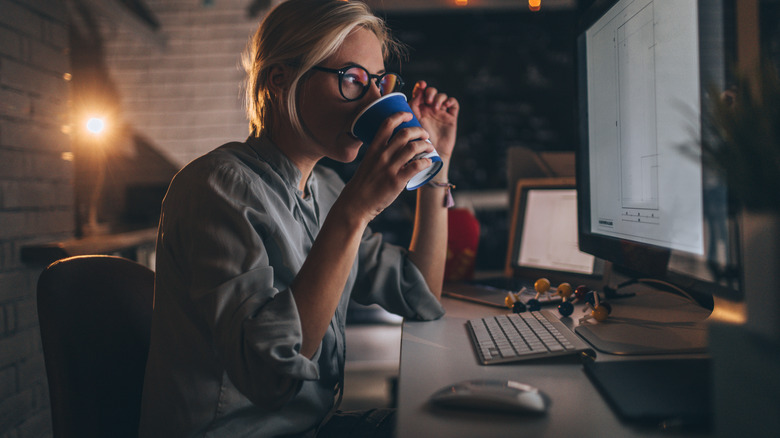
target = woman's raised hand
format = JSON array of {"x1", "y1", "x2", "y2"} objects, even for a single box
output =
[
  {"x1": 409, "y1": 81, "x2": 459, "y2": 161},
  {"x1": 339, "y1": 112, "x2": 434, "y2": 223}
]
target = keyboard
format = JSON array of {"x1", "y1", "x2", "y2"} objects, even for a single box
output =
[{"x1": 467, "y1": 311, "x2": 594, "y2": 365}]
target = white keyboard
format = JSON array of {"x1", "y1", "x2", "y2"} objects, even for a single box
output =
[{"x1": 467, "y1": 311, "x2": 594, "y2": 365}]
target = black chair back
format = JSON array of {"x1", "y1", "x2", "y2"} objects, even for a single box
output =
[{"x1": 37, "y1": 255, "x2": 154, "y2": 438}]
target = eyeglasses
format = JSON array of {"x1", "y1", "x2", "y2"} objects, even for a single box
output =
[{"x1": 311, "y1": 64, "x2": 404, "y2": 102}]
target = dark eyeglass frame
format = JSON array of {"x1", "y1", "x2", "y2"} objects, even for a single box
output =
[{"x1": 311, "y1": 64, "x2": 404, "y2": 102}]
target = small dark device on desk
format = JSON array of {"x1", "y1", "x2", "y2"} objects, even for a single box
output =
[
  {"x1": 444, "y1": 178, "x2": 604, "y2": 308},
  {"x1": 583, "y1": 358, "x2": 712, "y2": 429},
  {"x1": 574, "y1": 0, "x2": 741, "y2": 430}
]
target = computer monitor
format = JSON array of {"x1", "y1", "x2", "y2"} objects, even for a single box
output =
[
  {"x1": 576, "y1": 0, "x2": 741, "y2": 349},
  {"x1": 505, "y1": 178, "x2": 603, "y2": 284}
]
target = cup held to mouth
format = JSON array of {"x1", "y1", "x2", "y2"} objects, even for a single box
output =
[{"x1": 351, "y1": 92, "x2": 442, "y2": 190}]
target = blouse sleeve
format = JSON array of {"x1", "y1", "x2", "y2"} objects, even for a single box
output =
[
  {"x1": 350, "y1": 226, "x2": 446, "y2": 321},
  {"x1": 159, "y1": 160, "x2": 319, "y2": 410}
]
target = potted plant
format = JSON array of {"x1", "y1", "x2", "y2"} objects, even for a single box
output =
[
  {"x1": 701, "y1": 63, "x2": 780, "y2": 213},
  {"x1": 701, "y1": 62, "x2": 780, "y2": 340}
]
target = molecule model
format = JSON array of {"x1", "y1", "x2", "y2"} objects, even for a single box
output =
[
  {"x1": 573, "y1": 285, "x2": 589, "y2": 303},
  {"x1": 504, "y1": 288, "x2": 529, "y2": 313},
  {"x1": 579, "y1": 290, "x2": 612, "y2": 324},
  {"x1": 556, "y1": 282, "x2": 575, "y2": 317},
  {"x1": 527, "y1": 278, "x2": 551, "y2": 311}
]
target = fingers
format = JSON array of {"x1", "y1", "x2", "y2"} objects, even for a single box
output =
[
  {"x1": 414, "y1": 82, "x2": 444, "y2": 108},
  {"x1": 372, "y1": 111, "x2": 414, "y2": 146},
  {"x1": 412, "y1": 80, "x2": 427, "y2": 100},
  {"x1": 398, "y1": 154, "x2": 433, "y2": 182},
  {"x1": 442, "y1": 96, "x2": 460, "y2": 116},
  {"x1": 412, "y1": 81, "x2": 459, "y2": 115},
  {"x1": 363, "y1": 111, "x2": 430, "y2": 174},
  {"x1": 366, "y1": 111, "x2": 425, "y2": 151},
  {"x1": 380, "y1": 125, "x2": 432, "y2": 172},
  {"x1": 392, "y1": 137, "x2": 433, "y2": 171}
]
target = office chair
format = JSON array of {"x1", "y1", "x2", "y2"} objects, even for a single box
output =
[{"x1": 37, "y1": 255, "x2": 154, "y2": 438}]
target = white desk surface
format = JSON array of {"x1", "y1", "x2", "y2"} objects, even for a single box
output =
[{"x1": 396, "y1": 295, "x2": 710, "y2": 438}]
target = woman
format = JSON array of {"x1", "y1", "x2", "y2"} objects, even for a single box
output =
[{"x1": 139, "y1": 0, "x2": 459, "y2": 436}]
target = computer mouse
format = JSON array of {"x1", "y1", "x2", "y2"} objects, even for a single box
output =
[{"x1": 428, "y1": 379, "x2": 549, "y2": 414}]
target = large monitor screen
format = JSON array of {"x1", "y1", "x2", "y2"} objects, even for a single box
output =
[
  {"x1": 585, "y1": 0, "x2": 703, "y2": 254},
  {"x1": 577, "y1": 0, "x2": 741, "y2": 301}
]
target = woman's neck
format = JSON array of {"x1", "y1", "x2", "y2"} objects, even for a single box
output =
[{"x1": 265, "y1": 129, "x2": 319, "y2": 194}]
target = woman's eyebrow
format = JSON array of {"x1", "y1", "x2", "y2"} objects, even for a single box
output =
[{"x1": 340, "y1": 62, "x2": 387, "y2": 75}]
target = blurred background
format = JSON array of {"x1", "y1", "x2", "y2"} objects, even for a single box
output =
[{"x1": 1, "y1": 0, "x2": 778, "y2": 435}]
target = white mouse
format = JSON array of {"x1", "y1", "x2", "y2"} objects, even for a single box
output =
[{"x1": 429, "y1": 379, "x2": 549, "y2": 414}]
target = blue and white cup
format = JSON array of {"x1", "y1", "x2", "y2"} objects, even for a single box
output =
[{"x1": 351, "y1": 92, "x2": 442, "y2": 190}]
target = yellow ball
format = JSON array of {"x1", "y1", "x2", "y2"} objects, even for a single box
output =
[
  {"x1": 557, "y1": 282, "x2": 573, "y2": 299},
  {"x1": 534, "y1": 278, "x2": 551, "y2": 293},
  {"x1": 592, "y1": 306, "x2": 609, "y2": 322}
]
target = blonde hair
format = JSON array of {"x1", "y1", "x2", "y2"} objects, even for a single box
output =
[{"x1": 243, "y1": 0, "x2": 405, "y2": 137}]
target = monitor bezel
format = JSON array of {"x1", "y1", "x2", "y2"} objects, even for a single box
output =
[{"x1": 575, "y1": 0, "x2": 743, "y2": 303}]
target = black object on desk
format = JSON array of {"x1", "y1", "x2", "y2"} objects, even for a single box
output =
[{"x1": 583, "y1": 358, "x2": 712, "y2": 431}]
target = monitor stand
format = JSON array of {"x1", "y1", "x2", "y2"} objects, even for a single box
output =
[{"x1": 574, "y1": 287, "x2": 711, "y2": 355}]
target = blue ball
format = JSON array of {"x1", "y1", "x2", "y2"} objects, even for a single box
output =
[{"x1": 512, "y1": 302, "x2": 527, "y2": 314}]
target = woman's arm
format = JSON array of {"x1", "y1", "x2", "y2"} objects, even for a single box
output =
[
  {"x1": 291, "y1": 112, "x2": 436, "y2": 358},
  {"x1": 408, "y1": 81, "x2": 460, "y2": 299}
]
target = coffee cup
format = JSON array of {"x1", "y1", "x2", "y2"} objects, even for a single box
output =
[{"x1": 351, "y1": 92, "x2": 442, "y2": 190}]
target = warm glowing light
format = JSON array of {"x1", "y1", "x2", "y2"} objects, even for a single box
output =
[
  {"x1": 63, "y1": 73, "x2": 72, "y2": 81},
  {"x1": 455, "y1": 0, "x2": 468, "y2": 6},
  {"x1": 529, "y1": 0, "x2": 541, "y2": 11},
  {"x1": 86, "y1": 117, "x2": 105, "y2": 134}
]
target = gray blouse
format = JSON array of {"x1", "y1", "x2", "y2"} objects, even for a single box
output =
[{"x1": 138, "y1": 135, "x2": 445, "y2": 437}]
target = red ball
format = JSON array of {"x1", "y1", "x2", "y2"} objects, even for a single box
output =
[{"x1": 574, "y1": 285, "x2": 589, "y2": 300}]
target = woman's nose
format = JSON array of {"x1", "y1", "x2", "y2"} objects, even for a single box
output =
[{"x1": 365, "y1": 80, "x2": 383, "y2": 101}]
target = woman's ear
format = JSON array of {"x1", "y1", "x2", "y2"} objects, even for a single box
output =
[{"x1": 268, "y1": 64, "x2": 289, "y2": 95}]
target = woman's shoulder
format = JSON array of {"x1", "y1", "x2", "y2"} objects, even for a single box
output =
[
  {"x1": 175, "y1": 142, "x2": 269, "y2": 185},
  {"x1": 163, "y1": 142, "x2": 286, "y2": 209}
]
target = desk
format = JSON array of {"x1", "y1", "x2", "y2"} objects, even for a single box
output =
[{"x1": 396, "y1": 296, "x2": 709, "y2": 438}]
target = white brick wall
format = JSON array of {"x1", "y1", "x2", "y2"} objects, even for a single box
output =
[
  {"x1": 99, "y1": 0, "x2": 272, "y2": 168},
  {"x1": 0, "y1": 0, "x2": 72, "y2": 436}
]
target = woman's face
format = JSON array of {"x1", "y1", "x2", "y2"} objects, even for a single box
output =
[{"x1": 298, "y1": 27, "x2": 386, "y2": 163}]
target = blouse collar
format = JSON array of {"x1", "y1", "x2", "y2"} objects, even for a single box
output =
[{"x1": 246, "y1": 134, "x2": 316, "y2": 198}]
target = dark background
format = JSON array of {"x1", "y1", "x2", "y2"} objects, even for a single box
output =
[
  {"x1": 324, "y1": 8, "x2": 581, "y2": 269},
  {"x1": 385, "y1": 9, "x2": 579, "y2": 190}
]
